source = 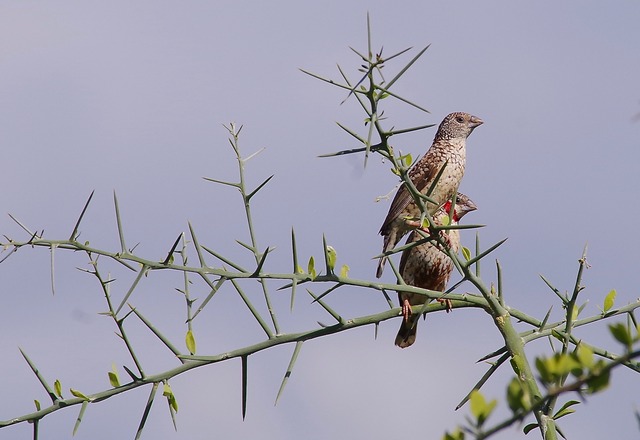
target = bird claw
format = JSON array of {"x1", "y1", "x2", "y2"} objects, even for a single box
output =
[
  {"x1": 402, "y1": 299, "x2": 413, "y2": 322},
  {"x1": 437, "y1": 297, "x2": 453, "y2": 313}
]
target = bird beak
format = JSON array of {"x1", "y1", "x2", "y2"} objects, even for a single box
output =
[
  {"x1": 464, "y1": 198, "x2": 478, "y2": 212},
  {"x1": 469, "y1": 116, "x2": 483, "y2": 128}
]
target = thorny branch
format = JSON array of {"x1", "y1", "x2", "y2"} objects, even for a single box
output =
[{"x1": 1, "y1": 18, "x2": 639, "y2": 439}]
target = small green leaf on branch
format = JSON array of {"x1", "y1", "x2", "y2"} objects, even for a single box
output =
[
  {"x1": 585, "y1": 361, "x2": 611, "y2": 393},
  {"x1": 308, "y1": 256, "x2": 317, "y2": 280},
  {"x1": 506, "y1": 377, "x2": 527, "y2": 413},
  {"x1": 163, "y1": 382, "x2": 178, "y2": 413},
  {"x1": 609, "y1": 322, "x2": 632, "y2": 350},
  {"x1": 553, "y1": 400, "x2": 580, "y2": 420},
  {"x1": 108, "y1": 364, "x2": 120, "y2": 387},
  {"x1": 469, "y1": 389, "x2": 496, "y2": 426},
  {"x1": 442, "y1": 428, "x2": 465, "y2": 440},
  {"x1": 401, "y1": 153, "x2": 412, "y2": 168},
  {"x1": 54, "y1": 379, "x2": 62, "y2": 398},
  {"x1": 326, "y1": 246, "x2": 337, "y2": 271},
  {"x1": 603, "y1": 289, "x2": 617, "y2": 312},
  {"x1": 186, "y1": 330, "x2": 197, "y2": 355},
  {"x1": 70, "y1": 388, "x2": 90, "y2": 400},
  {"x1": 575, "y1": 344, "x2": 594, "y2": 368}
]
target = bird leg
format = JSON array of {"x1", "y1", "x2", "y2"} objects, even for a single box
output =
[
  {"x1": 402, "y1": 299, "x2": 413, "y2": 322},
  {"x1": 404, "y1": 219, "x2": 423, "y2": 229}
]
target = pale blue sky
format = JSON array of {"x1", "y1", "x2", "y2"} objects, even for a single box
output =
[{"x1": 1, "y1": 2, "x2": 639, "y2": 439}]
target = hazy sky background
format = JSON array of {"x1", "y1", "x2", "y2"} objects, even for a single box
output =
[{"x1": 1, "y1": 2, "x2": 639, "y2": 439}]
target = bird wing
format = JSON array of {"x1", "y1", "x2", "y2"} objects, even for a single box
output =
[{"x1": 378, "y1": 157, "x2": 440, "y2": 235}]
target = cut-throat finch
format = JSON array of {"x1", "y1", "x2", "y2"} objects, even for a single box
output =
[
  {"x1": 377, "y1": 112, "x2": 482, "y2": 278},
  {"x1": 395, "y1": 193, "x2": 477, "y2": 348}
]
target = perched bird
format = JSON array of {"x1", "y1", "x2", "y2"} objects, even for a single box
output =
[
  {"x1": 394, "y1": 193, "x2": 477, "y2": 349},
  {"x1": 376, "y1": 112, "x2": 483, "y2": 278}
]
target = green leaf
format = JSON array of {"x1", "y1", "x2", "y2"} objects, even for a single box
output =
[
  {"x1": 523, "y1": 423, "x2": 539, "y2": 435},
  {"x1": 163, "y1": 382, "x2": 178, "y2": 413},
  {"x1": 506, "y1": 377, "x2": 525, "y2": 413},
  {"x1": 577, "y1": 301, "x2": 589, "y2": 316},
  {"x1": 571, "y1": 305, "x2": 579, "y2": 321},
  {"x1": 340, "y1": 264, "x2": 350, "y2": 278},
  {"x1": 469, "y1": 390, "x2": 484, "y2": 419},
  {"x1": 307, "y1": 256, "x2": 317, "y2": 280},
  {"x1": 554, "y1": 408, "x2": 576, "y2": 419},
  {"x1": 585, "y1": 361, "x2": 611, "y2": 393},
  {"x1": 402, "y1": 153, "x2": 413, "y2": 168},
  {"x1": 54, "y1": 379, "x2": 62, "y2": 398},
  {"x1": 326, "y1": 246, "x2": 337, "y2": 271},
  {"x1": 70, "y1": 388, "x2": 90, "y2": 400},
  {"x1": 536, "y1": 353, "x2": 582, "y2": 384},
  {"x1": 108, "y1": 364, "x2": 120, "y2": 388},
  {"x1": 603, "y1": 289, "x2": 616, "y2": 312},
  {"x1": 186, "y1": 330, "x2": 197, "y2": 355},
  {"x1": 535, "y1": 357, "x2": 552, "y2": 384},
  {"x1": 461, "y1": 246, "x2": 471, "y2": 261},
  {"x1": 441, "y1": 215, "x2": 451, "y2": 226},
  {"x1": 34, "y1": 400, "x2": 41, "y2": 411},
  {"x1": 469, "y1": 390, "x2": 496, "y2": 425},
  {"x1": 168, "y1": 392, "x2": 178, "y2": 412},
  {"x1": 441, "y1": 428, "x2": 465, "y2": 440},
  {"x1": 553, "y1": 400, "x2": 580, "y2": 420},
  {"x1": 550, "y1": 328, "x2": 564, "y2": 342},
  {"x1": 575, "y1": 344, "x2": 594, "y2": 368},
  {"x1": 552, "y1": 353, "x2": 581, "y2": 377},
  {"x1": 609, "y1": 322, "x2": 632, "y2": 348}
]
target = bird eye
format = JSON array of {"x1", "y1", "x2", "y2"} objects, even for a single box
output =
[{"x1": 455, "y1": 116, "x2": 464, "y2": 123}]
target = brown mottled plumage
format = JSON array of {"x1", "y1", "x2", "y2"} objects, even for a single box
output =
[
  {"x1": 376, "y1": 112, "x2": 483, "y2": 278},
  {"x1": 394, "y1": 193, "x2": 477, "y2": 348}
]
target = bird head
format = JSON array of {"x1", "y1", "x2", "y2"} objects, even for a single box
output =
[
  {"x1": 442, "y1": 193, "x2": 477, "y2": 222},
  {"x1": 437, "y1": 112, "x2": 483, "y2": 140}
]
